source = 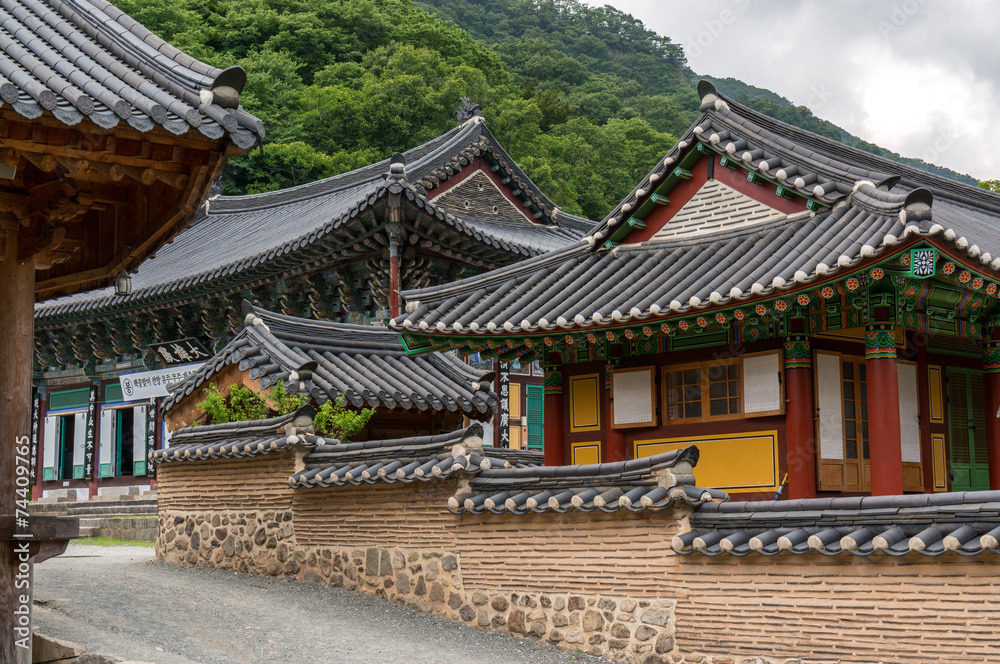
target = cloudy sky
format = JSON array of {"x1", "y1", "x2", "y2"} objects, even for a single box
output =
[{"x1": 583, "y1": 0, "x2": 999, "y2": 181}]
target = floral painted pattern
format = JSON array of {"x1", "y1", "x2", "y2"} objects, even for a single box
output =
[
  {"x1": 642, "y1": 326, "x2": 653, "y2": 337},
  {"x1": 959, "y1": 271, "x2": 972, "y2": 284},
  {"x1": 696, "y1": 316, "x2": 708, "y2": 327},
  {"x1": 678, "y1": 320, "x2": 690, "y2": 331},
  {"x1": 870, "y1": 267, "x2": 884, "y2": 280},
  {"x1": 988, "y1": 283, "x2": 998, "y2": 296},
  {"x1": 821, "y1": 286, "x2": 835, "y2": 300},
  {"x1": 973, "y1": 277, "x2": 984, "y2": 290},
  {"x1": 943, "y1": 262, "x2": 956, "y2": 275},
  {"x1": 797, "y1": 293, "x2": 810, "y2": 306},
  {"x1": 774, "y1": 300, "x2": 788, "y2": 312},
  {"x1": 734, "y1": 309, "x2": 745, "y2": 321},
  {"x1": 715, "y1": 313, "x2": 727, "y2": 324},
  {"x1": 755, "y1": 304, "x2": 767, "y2": 316}
]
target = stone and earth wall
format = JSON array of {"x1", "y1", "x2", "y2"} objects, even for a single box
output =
[{"x1": 157, "y1": 454, "x2": 1000, "y2": 664}]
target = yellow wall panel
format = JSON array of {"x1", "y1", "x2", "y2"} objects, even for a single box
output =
[
  {"x1": 931, "y1": 434, "x2": 947, "y2": 491},
  {"x1": 509, "y1": 383, "x2": 522, "y2": 421},
  {"x1": 569, "y1": 374, "x2": 600, "y2": 432},
  {"x1": 509, "y1": 426, "x2": 522, "y2": 450},
  {"x1": 634, "y1": 431, "x2": 778, "y2": 491},
  {"x1": 571, "y1": 441, "x2": 601, "y2": 466},
  {"x1": 928, "y1": 365, "x2": 944, "y2": 424}
]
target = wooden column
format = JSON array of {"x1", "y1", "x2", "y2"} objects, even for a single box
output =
[
  {"x1": 605, "y1": 361, "x2": 627, "y2": 463},
  {"x1": 866, "y1": 323, "x2": 903, "y2": 496},
  {"x1": 784, "y1": 336, "x2": 817, "y2": 499},
  {"x1": 542, "y1": 363, "x2": 565, "y2": 466},
  {"x1": 983, "y1": 342, "x2": 1000, "y2": 490},
  {"x1": 0, "y1": 226, "x2": 36, "y2": 663},
  {"x1": 387, "y1": 222, "x2": 400, "y2": 319}
]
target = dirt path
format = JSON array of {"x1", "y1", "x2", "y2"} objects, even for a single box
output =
[{"x1": 33, "y1": 543, "x2": 606, "y2": 664}]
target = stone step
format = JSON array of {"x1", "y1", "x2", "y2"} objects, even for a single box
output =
[
  {"x1": 77, "y1": 516, "x2": 157, "y2": 542},
  {"x1": 66, "y1": 501, "x2": 157, "y2": 517}
]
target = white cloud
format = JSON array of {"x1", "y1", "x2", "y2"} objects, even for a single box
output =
[{"x1": 580, "y1": 0, "x2": 1000, "y2": 180}]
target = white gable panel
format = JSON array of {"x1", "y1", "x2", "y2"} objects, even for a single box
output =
[{"x1": 650, "y1": 180, "x2": 787, "y2": 241}]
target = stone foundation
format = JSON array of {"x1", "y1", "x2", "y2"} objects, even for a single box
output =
[{"x1": 158, "y1": 509, "x2": 678, "y2": 663}]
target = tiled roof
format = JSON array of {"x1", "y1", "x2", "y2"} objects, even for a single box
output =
[
  {"x1": 151, "y1": 409, "x2": 322, "y2": 463},
  {"x1": 1, "y1": 0, "x2": 263, "y2": 148},
  {"x1": 672, "y1": 491, "x2": 1000, "y2": 558},
  {"x1": 288, "y1": 424, "x2": 542, "y2": 488},
  {"x1": 450, "y1": 445, "x2": 728, "y2": 515},
  {"x1": 162, "y1": 302, "x2": 497, "y2": 415},
  {"x1": 35, "y1": 118, "x2": 592, "y2": 321},
  {"x1": 392, "y1": 82, "x2": 1000, "y2": 336}
]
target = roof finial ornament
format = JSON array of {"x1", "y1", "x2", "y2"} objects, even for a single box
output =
[
  {"x1": 387, "y1": 152, "x2": 406, "y2": 180},
  {"x1": 457, "y1": 98, "x2": 483, "y2": 125}
]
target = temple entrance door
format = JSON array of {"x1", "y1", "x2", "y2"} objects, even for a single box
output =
[{"x1": 948, "y1": 370, "x2": 989, "y2": 491}]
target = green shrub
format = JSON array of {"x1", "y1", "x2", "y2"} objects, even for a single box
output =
[
  {"x1": 313, "y1": 395, "x2": 375, "y2": 444},
  {"x1": 196, "y1": 380, "x2": 304, "y2": 425}
]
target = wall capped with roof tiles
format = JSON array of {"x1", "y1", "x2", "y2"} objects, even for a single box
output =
[{"x1": 157, "y1": 455, "x2": 1000, "y2": 664}]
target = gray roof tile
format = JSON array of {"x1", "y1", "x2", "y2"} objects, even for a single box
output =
[
  {"x1": 0, "y1": 0, "x2": 262, "y2": 146},
  {"x1": 162, "y1": 301, "x2": 497, "y2": 416}
]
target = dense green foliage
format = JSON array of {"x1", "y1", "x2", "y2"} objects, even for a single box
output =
[
  {"x1": 312, "y1": 397, "x2": 375, "y2": 443},
  {"x1": 121, "y1": 0, "x2": 975, "y2": 222},
  {"x1": 195, "y1": 380, "x2": 305, "y2": 424}
]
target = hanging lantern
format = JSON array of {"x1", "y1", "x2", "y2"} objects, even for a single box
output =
[{"x1": 114, "y1": 270, "x2": 132, "y2": 296}]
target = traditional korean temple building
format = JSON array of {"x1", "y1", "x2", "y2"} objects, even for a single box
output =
[
  {"x1": 32, "y1": 107, "x2": 585, "y2": 499},
  {"x1": 394, "y1": 80, "x2": 1000, "y2": 501}
]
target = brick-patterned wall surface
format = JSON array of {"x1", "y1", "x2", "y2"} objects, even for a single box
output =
[
  {"x1": 157, "y1": 456, "x2": 296, "y2": 511},
  {"x1": 457, "y1": 511, "x2": 687, "y2": 595},
  {"x1": 675, "y1": 556, "x2": 1000, "y2": 664},
  {"x1": 293, "y1": 482, "x2": 457, "y2": 549}
]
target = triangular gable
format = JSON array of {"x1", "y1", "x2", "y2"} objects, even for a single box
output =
[
  {"x1": 648, "y1": 179, "x2": 788, "y2": 241},
  {"x1": 426, "y1": 158, "x2": 554, "y2": 226},
  {"x1": 429, "y1": 169, "x2": 538, "y2": 227}
]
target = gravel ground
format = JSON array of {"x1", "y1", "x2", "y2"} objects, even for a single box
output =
[{"x1": 33, "y1": 543, "x2": 609, "y2": 664}]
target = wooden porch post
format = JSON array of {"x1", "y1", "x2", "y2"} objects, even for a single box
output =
[
  {"x1": 542, "y1": 363, "x2": 565, "y2": 466},
  {"x1": 982, "y1": 342, "x2": 1000, "y2": 490},
  {"x1": 866, "y1": 323, "x2": 903, "y2": 495},
  {"x1": 784, "y1": 336, "x2": 817, "y2": 499},
  {"x1": 0, "y1": 226, "x2": 36, "y2": 662},
  {"x1": 605, "y1": 361, "x2": 627, "y2": 463}
]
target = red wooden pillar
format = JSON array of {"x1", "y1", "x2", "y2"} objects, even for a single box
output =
[
  {"x1": 605, "y1": 361, "x2": 627, "y2": 463},
  {"x1": 387, "y1": 222, "x2": 400, "y2": 319},
  {"x1": 866, "y1": 323, "x2": 903, "y2": 495},
  {"x1": 983, "y1": 342, "x2": 1000, "y2": 490},
  {"x1": 784, "y1": 336, "x2": 817, "y2": 499},
  {"x1": 543, "y1": 363, "x2": 565, "y2": 466}
]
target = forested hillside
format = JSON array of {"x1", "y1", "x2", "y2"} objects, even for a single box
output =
[
  {"x1": 120, "y1": 0, "x2": 976, "y2": 223},
  {"x1": 419, "y1": 0, "x2": 977, "y2": 186}
]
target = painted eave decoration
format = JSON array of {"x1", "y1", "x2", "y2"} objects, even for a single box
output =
[{"x1": 393, "y1": 81, "x2": 1000, "y2": 359}]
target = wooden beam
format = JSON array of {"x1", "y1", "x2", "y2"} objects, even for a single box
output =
[{"x1": 20, "y1": 151, "x2": 57, "y2": 173}]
